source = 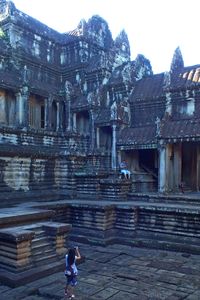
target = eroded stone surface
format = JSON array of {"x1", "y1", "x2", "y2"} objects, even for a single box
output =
[{"x1": 0, "y1": 243, "x2": 200, "y2": 299}]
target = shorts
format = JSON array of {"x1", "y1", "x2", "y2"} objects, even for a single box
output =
[{"x1": 66, "y1": 274, "x2": 77, "y2": 286}]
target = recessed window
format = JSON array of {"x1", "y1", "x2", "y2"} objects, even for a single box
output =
[{"x1": 29, "y1": 95, "x2": 45, "y2": 129}]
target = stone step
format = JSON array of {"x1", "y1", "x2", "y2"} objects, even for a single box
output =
[
  {"x1": 127, "y1": 192, "x2": 200, "y2": 205},
  {"x1": 31, "y1": 241, "x2": 53, "y2": 254},
  {"x1": 131, "y1": 238, "x2": 200, "y2": 255},
  {"x1": 32, "y1": 253, "x2": 58, "y2": 267},
  {"x1": 0, "y1": 209, "x2": 54, "y2": 229},
  {"x1": 32, "y1": 249, "x2": 56, "y2": 262}
]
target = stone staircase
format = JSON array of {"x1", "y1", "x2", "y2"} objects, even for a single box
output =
[
  {"x1": 131, "y1": 169, "x2": 157, "y2": 193},
  {"x1": 0, "y1": 216, "x2": 72, "y2": 287},
  {"x1": 30, "y1": 226, "x2": 58, "y2": 267}
]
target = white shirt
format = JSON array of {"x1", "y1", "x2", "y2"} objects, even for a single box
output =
[{"x1": 65, "y1": 254, "x2": 78, "y2": 275}]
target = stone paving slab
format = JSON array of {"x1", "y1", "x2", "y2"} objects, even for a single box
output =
[{"x1": 0, "y1": 243, "x2": 200, "y2": 299}]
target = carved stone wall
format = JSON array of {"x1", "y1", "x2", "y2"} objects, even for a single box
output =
[{"x1": 0, "y1": 1, "x2": 200, "y2": 197}]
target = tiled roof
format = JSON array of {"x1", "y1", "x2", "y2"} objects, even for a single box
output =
[
  {"x1": 161, "y1": 119, "x2": 200, "y2": 139},
  {"x1": 118, "y1": 125, "x2": 157, "y2": 145},
  {"x1": 29, "y1": 80, "x2": 60, "y2": 96},
  {"x1": 130, "y1": 73, "x2": 165, "y2": 101},
  {"x1": 95, "y1": 108, "x2": 111, "y2": 124},
  {"x1": 170, "y1": 65, "x2": 200, "y2": 89},
  {"x1": 0, "y1": 70, "x2": 22, "y2": 89},
  {"x1": 72, "y1": 96, "x2": 89, "y2": 109}
]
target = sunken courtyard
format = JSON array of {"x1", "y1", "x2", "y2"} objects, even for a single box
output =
[{"x1": 0, "y1": 0, "x2": 200, "y2": 295}]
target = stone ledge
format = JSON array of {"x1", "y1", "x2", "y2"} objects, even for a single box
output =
[
  {"x1": 0, "y1": 228, "x2": 35, "y2": 242},
  {"x1": 0, "y1": 260, "x2": 65, "y2": 287}
]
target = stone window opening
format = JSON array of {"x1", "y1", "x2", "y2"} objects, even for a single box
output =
[
  {"x1": 29, "y1": 94, "x2": 45, "y2": 129},
  {"x1": 76, "y1": 111, "x2": 90, "y2": 136},
  {"x1": 0, "y1": 89, "x2": 16, "y2": 126},
  {"x1": 99, "y1": 126, "x2": 112, "y2": 152},
  {"x1": 177, "y1": 98, "x2": 195, "y2": 116},
  {"x1": 51, "y1": 101, "x2": 57, "y2": 131}
]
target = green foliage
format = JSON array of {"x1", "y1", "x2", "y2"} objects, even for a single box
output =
[{"x1": 0, "y1": 27, "x2": 8, "y2": 41}]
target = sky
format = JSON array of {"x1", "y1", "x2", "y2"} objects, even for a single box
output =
[{"x1": 11, "y1": 0, "x2": 200, "y2": 74}]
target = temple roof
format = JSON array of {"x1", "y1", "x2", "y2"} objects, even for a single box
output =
[
  {"x1": 95, "y1": 108, "x2": 111, "y2": 125},
  {"x1": 0, "y1": 69, "x2": 22, "y2": 89},
  {"x1": 170, "y1": 65, "x2": 200, "y2": 89},
  {"x1": 130, "y1": 73, "x2": 165, "y2": 101},
  {"x1": 72, "y1": 95, "x2": 89, "y2": 110},
  {"x1": 118, "y1": 125, "x2": 157, "y2": 146},
  {"x1": 160, "y1": 119, "x2": 200, "y2": 140}
]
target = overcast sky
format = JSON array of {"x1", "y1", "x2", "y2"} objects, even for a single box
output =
[{"x1": 12, "y1": 0, "x2": 200, "y2": 74}]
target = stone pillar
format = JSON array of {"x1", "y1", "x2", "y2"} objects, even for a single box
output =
[
  {"x1": 173, "y1": 143, "x2": 182, "y2": 191},
  {"x1": 158, "y1": 144, "x2": 166, "y2": 193},
  {"x1": 65, "y1": 81, "x2": 73, "y2": 132},
  {"x1": 96, "y1": 127, "x2": 100, "y2": 148},
  {"x1": 73, "y1": 113, "x2": 77, "y2": 131},
  {"x1": 44, "y1": 98, "x2": 48, "y2": 130},
  {"x1": 67, "y1": 97, "x2": 71, "y2": 131},
  {"x1": 112, "y1": 124, "x2": 117, "y2": 170},
  {"x1": 197, "y1": 145, "x2": 200, "y2": 191},
  {"x1": 16, "y1": 86, "x2": 29, "y2": 128},
  {"x1": 90, "y1": 110, "x2": 95, "y2": 150},
  {"x1": 118, "y1": 150, "x2": 121, "y2": 167},
  {"x1": 48, "y1": 95, "x2": 54, "y2": 130},
  {"x1": 56, "y1": 101, "x2": 60, "y2": 131},
  {"x1": 0, "y1": 90, "x2": 6, "y2": 124}
]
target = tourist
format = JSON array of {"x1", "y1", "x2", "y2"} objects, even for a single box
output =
[
  {"x1": 120, "y1": 160, "x2": 131, "y2": 179},
  {"x1": 64, "y1": 246, "x2": 81, "y2": 299}
]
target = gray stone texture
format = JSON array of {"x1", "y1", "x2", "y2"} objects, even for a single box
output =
[{"x1": 0, "y1": 243, "x2": 200, "y2": 299}]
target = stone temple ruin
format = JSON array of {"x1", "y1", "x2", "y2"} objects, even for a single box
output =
[{"x1": 0, "y1": 0, "x2": 200, "y2": 286}]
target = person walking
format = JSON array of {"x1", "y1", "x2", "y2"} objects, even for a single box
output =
[{"x1": 64, "y1": 246, "x2": 81, "y2": 299}]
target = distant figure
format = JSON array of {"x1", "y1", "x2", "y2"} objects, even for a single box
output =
[
  {"x1": 64, "y1": 247, "x2": 81, "y2": 299},
  {"x1": 179, "y1": 182, "x2": 184, "y2": 193},
  {"x1": 120, "y1": 160, "x2": 131, "y2": 179}
]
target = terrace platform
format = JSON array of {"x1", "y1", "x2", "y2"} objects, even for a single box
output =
[{"x1": 0, "y1": 192, "x2": 200, "y2": 287}]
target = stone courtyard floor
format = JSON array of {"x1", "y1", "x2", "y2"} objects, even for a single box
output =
[{"x1": 0, "y1": 243, "x2": 200, "y2": 300}]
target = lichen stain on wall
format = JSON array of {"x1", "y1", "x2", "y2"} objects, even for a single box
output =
[
  {"x1": 54, "y1": 159, "x2": 68, "y2": 188},
  {"x1": 32, "y1": 159, "x2": 45, "y2": 183},
  {"x1": 3, "y1": 157, "x2": 31, "y2": 191}
]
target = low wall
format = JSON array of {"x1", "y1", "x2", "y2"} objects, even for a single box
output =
[{"x1": 46, "y1": 201, "x2": 200, "y2": 254}]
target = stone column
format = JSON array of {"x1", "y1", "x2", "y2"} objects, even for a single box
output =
[
  {"x1": 90, "y1": 110, "x2": 95, "y2": 150},
  {"x1": 67, "y1": 97, "x2": 71, "y2": 131},
  {"x1": 158, "y1": 144, "x2": 166, "y2": 193},
  {"x1": 56, "y1": 101, "x2": 60, "y2": 131},
  {"x1": 173, "y1": 143, "x2": 182, "y2": 191},
  {"x1": 118, "y1": 150, "x2": 121, "y2": 167},
  {"x1": 65, "y1": 81, "x2": 73, "y2": 132},
  {"x1": 73, "y1": 113, "x2": 77, "y2": 131},
  {"x1": 16, "y1": 86, "x2": 29, "y2": 128},
  {"x1": 96, "y1": 127, "x2": 100, "y2": 148},
  {"x1": 112, "y1": 124, "x2": 117, "y2": 170},
  {"x1": 0, "y1": 90, "x2": 6, "y2": 125},
  {"x1": 44, "y1": 98, "x2": 48, "y2": 130},
  {"x1": 48, "y1": 95, "x2": 54, "y2": 130},
  {"x1": 197, "y1": 145, "x2": 200, "y2": 191}
]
